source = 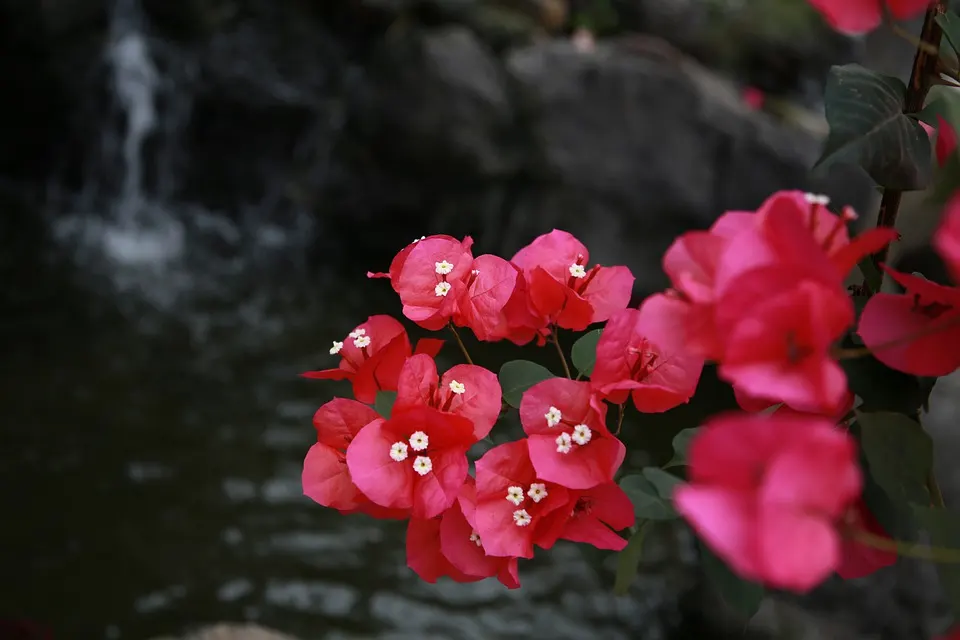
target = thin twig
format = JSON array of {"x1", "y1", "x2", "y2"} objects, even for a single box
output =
[
  {"x1": 866, "y1": 3, "x2": 948, "y2": 292},
  {"x1": 848, "y1": 527, "x2": 960, "y2": 563},
  {"x1": 448, "y1": 323, "x2": 474, "y2": 365},
  {"x1": 551, "y1": 327, "x2": 572, "y2": 379}
]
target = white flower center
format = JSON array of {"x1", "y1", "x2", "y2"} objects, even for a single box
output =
[
  {"x1": 471, "y1": 269, "x2": 480, "y2": 276},
  {"x1": 409, "y1": 431, "x2": 429, "y2": 452},
  {"x1": 353, "y1": 335, "x2": 372, "y2": 348},
  {"x1": 513, "y1": 509, "x2": 532, "y2": 527},
  {"x1": 545, "y1": 406, "x2": 562, "y2": 427},
  {"x1": 556, "y1": 432, "x2": 573, "y2": 454},
  {"x1": 804, "y1": 192, "x2": 830, "y2": 206},
  {"x1": 435, "y1": 281, "x2": 452, "y2": 297},
  {"x1": 412, "y1": 455, "x2": 433, "y2": 476},
  {"x1": 506, "y1": 486, "x2": 525, "y2": 506},
  {"x1": 527, "y1": 483, "x2": 548, "y2": 503},
  {"x1": 348, "y1": 328, "x2": 366, "y2": 339},
  {"x1": 329, "y1": 340, "x2": 344, "y2": 355},
  {"x1": 448, "y1": 380, "x2": 466, "y2": 394},
  {"x1": 569, "y1": 263, "x2": 587, "y2": 278},
  {"x1": 470, "y1": 530, "x2": 482, "y2": 546},
  {"x1": 390, "y1": 442, "x2": 409, "y2": 462},
  {"x1": 435, "y1": 260, "x2": 454, "y2": 275},
  {"x1": 572, "y1": 424, "x2": 592, "y2": 446}
]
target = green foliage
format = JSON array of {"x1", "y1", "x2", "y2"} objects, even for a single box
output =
[
  {"x1": 571, "y1": 329, "x2": 602, "y2": 378},
  {"x1": 937, "y1": 12, "x2": 960, "y2": 58},
  {"x1": 913, "y1": 506, "x2": 960, "y2": 618},
  {"x1": 614, "y1": 521, "x2": 648, "y2": 595},
  {"x1": 816, "y1": 64, "x2": 932, "y2": 191},
  {"x1": 841, "y1": 338, "x2": 935, "y2": 414},
  {"x1": 858, "y1": 411, "x2": 933, "y2": 506},
  {"x1": 498, "y1": 360, "x2": 555, "y2": 408},
  {"x1": 620, "y1": 468, "x2": 683, "y2": 521},
  {"x1": 375, "y1": 390, "x2": 397, "y2": 419},
  {"x1": 699, "y1": 541, "x2": 765, "y2": 619},
  {"x1": 664, "y1": 428, "x2": 699, "y2": 468}
]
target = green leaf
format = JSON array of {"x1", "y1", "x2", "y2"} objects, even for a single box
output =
[
  {"x1": 498, "y1": 360, "x2": 555, "y2": 408},
  {"x1": 841, "y1": 337, "x2": 934, "y2": 414},
  {"x1": 620, "y1": 470, "x2": 680, "y2": 521},
  {"x1": 699, "y1": 541, "x2": 765, "y2": 619},
  {"x1": 815, "y1": 64, "x2": 932, "y2": 190},
  {"x1": 614, "y1": 521, "x2": 648, "y2": 595},
  {"x1": 857, "y1": 411, "x2": 932, "y2": 506},
  {"x1": 913, "y1": 505, "x2": 960, "y2": 619},
  {"x1": 643, "y1": 466, "x2": 683, "y2": 496},
  {"x1": 927, "y1": 150, "x2": 960, "y2": 209},
  {"x1": 374, "y1": 390, "x2": 397, "y2": 419},
  {"x1": 850, "y1": 419, "x2": 919, "y2": 540},
  {"x1": 937, "y1": 12, "x2": 960, "y2": 58},
  {"x1": 571, "y1": 329, "x2": 602, "y2": 378},
  {"x1": 664, "y1": 428, "x2": 700, "y2": 468}
]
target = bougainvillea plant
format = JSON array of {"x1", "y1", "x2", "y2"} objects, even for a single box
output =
[{"x1": 299, "y1": 1, "x2": 960, "y2": 636}]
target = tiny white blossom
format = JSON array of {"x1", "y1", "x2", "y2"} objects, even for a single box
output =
[
  {"x1": 409, "y1": 431, "x2": 429, "y2": 452},
  {"x1": 506, "y1": 485, "x2": 525, "y2": 506},
  {"x1": 435, "y1": 281, "x2": 452, "y2": 297},
  {"x1": 435, "y1": 260, "x2": 454, "y2": 275},
  {"x1": 513, "y1": 509, "x2": 532, "y2": 527},
  {"x1": 329, "y1": 340, "x2": 344, "y2": 355},
  {"x1": 349, "y1": 328, "x2": 367, "y2": 339},
  {"x1": 354, "y1": 335, "x2": 372, "y2": 349},
  {"x1": 569, "y1": 263, "x2": 587, "y2": 278},
  {"x1": 413, "y1": 236, "x2": 426, "y2": 243},
  {"x1": 471, "y1": 269, "x2": 480, "y2": 276},
  {"x1": 448, "y1": 380, "x2": 466, "y2": 394},
  {"x1": 527, "y1": 483, "x2": 548, "y2": 503},
  {"x1": 804, "y1": 192, "x2": 831, "y2": 206},
  {"x1": 556, "y1": 432, "x2": 573, "y2": 454},
  {"x1": 545, "y1": 406, "x2": 562, "y2": 427},
  {"x1": 572, "y1": 424, "x2": 592, "y2": 446},
  {"x1": 390, "y1": 441, "x2": 409, "y2": 462},
  {"x1": 470, "y1": 530, "x2": 482, "y2": 547},
  {"x1": 413, "y1": 455, "x2": 433, "y2": 476}
]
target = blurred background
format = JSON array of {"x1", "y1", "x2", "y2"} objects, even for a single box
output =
[{"x1": 2, "y1": 0, "x2": 958, "y2": 639}]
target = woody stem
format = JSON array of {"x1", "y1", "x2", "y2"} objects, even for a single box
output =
[
  {"x1": 847, "y1": 527, "x2": 960, "y2": 563},
  {"x1": 864, "y1": 2, "x2": 947, "y2": 294},
  {"x1": 551, "y1": 327, "x2": 573, "y2": 379},
  {"x1": 448, "y1": 323, "x2": 474, "y2": 365}
]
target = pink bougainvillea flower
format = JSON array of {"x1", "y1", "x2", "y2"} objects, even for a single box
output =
[
  {"x1": 937, "y1": 626, "x2": 960, "y2": 640},
  {"x1": 392, "y1": 353, "x2": 502, "y2": 440},
  {"x1": 301, "y1": 315, "x2": 444, "y2": 404},
  {"x1": 474, "y1": 440, "x2": 572, "y2": 558},
  {"x1": 591, "y1": 294, "x2": 704, "y2": 413},
  {"x1": 923, "y1": 116, "x2": 959, "y2": 167},
  {"x1": 716, "y1": 270, "x2": 853, "y2": 415},
  {"x1": 372, "y1": 234, "x2": 476, "y2": 331},
  {"x1": 836, "y1": 499, "x2": 897, "y2": 580},
  {"x1": 935, "y1": 191, "x2": 960, "y2": 285},
  {"x1": 806, "y1": 0, "x2": 933, "y2": 35},
  {"x1": 511, "y1": 229, "x2": 635, "y2": 331},
  {"x1": 439, "y1": 477, "x2": 521, "y2": 588},
  {"x1": 406, "y1": 515, "x2": 484, "y2": 585},
  {"x1": 302, "y1": 398, "x2": 408, "y2": 519},
  {"x1": 858, "y1": 266, "x2": 960, "y2": 376},
  {"x1": 734, "y1": 384, "x2": 855, "y2": 420},
  {"x1": 555, "y1": 482, "x2": 635, "y2": 551},
  {"x1": 452, "y1": 253, "x2": 525, "y2": 342},
  {"x1": 673, "y1": 412, "x2": 861, "y2": 592},
  {"x1": 346, "y1": 406, "x2": 477, "y2": 519},
  {"x1": 519, "y1": 378, "x2": 626, "y2": 490}
]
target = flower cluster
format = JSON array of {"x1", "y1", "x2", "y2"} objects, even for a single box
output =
[{"x1": 299, "y1": 187, "x2": 960, "y2": 595}]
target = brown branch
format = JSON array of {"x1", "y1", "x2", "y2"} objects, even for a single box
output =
[{"x1": 866, "y1": 3, "x2": 948, "y2": 292}]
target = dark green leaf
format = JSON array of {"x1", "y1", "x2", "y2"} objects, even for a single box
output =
[
  {"x1": 850, "y1": 419, "x2": 920, "y2": 540},
  {"x1": 620, "y1": 473, "x2": 679, "y2": 521},
  {"x1": 571, "y1": 329, "x2": 602, "y2": 378},
  {"x1": 937, "y1": 12, "x2": 960, "y2": 58},
  {"x1": 913, "y1": 505, "x2": 960, "y2": 619},
  {"x1": 857, "y1": 411, "x2": 932, "y2": 506},
  {"x1": 664, "y1": 428, "x2": 700, "y2": 468},
  {"x1": 815, "y1": 64, "x2": 932, "y2": 190},
  {"x1": 374, "y1": 390, "x2": 397, "y2": 419},
  {"x1": 643, "y1": 467, "x2": 683, "y2": 497},
  {"x1": 614, "y1": 521, "x2": 648, "y2": 595},
  {"x1": 699, "y1": 541, "x2": 765, "y2": 619},
  {"x1": 841, "y1": 337, "x2": 934, "y2": 414},
  {"x1": 498, "y1": 360, "x2": 555, "y2": 408}
]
